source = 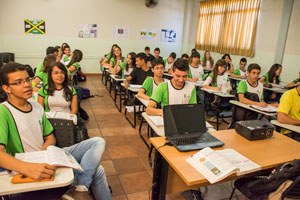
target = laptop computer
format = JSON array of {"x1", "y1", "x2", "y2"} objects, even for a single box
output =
[{"x1": 163, "y1": 104, "x2": 224, "y2": 152}]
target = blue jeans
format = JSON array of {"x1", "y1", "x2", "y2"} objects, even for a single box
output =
[{"x1": 63, "y1": 137, "x2": 112, "y2": 200}]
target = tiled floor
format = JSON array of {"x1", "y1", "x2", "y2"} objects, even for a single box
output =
[{"x1": 79, "y1": 75, "x2": 247, "y2": 200}]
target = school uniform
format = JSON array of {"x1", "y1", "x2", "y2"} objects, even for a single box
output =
[
  {"x1": 163, "y1": 58, "x2": 173, "y2": 73},
  {"x1": 141, "y1": 77, "x2": 166, "y2": 97},
  {"x1": 188, "y1": 65, "x2": 204, "y2": 81},
  {"x1": 237, "y1": 80, "x2": 264, "y2": 101},
  {"x1": 204, "y1": 72, "x2": 231, "y2": 88},
  {"x1": 233, "y1": 68, "x2": 246, "y2": 76},
  {"x1": 129, "y1": 67, "x2": 154, "y2": 85}
]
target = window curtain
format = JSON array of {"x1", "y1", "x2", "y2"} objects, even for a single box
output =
[{"x1": 196, "y1": 0, "x2": 261, "y2": 57}]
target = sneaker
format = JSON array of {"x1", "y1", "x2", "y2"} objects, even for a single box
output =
[
  {"x1": 62, "y1": 187, "x2": 93, "y2": 200},
  {"x1": 207, "y1": 116, "x2": 217, "y2": 123}
]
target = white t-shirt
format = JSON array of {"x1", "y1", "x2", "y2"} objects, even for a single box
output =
[
  {"x1": 189, "y1": 65, "x2": 204, "y2": 81},
  {"x1": 47, "y1": 89, "x2": 71, "y2": 113},
  {"x1": 168, "y1": 81, "x2": 195, "y2": 105}
]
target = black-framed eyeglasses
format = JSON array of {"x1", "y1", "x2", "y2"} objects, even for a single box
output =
[{"x1": 8, "y1": 77, "x2": 33, "y2": 86}]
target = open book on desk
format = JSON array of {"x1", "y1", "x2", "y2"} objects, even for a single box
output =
[
  {"x1": 186, "y1": 147, "x2": 261, "y2": 184},
  {"x1": 15, "y1": 145, "x2": 83, "y2": 171},
  {"x1": 45, "y1": 111, "x2": 77, "y2": 125},
  {"x1": 250, "y1": 105, "x2": 277, "y2": 113}
]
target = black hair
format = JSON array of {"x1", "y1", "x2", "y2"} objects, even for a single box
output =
[
  {"x1": 54, "y1": 46, "x2": 61, "y2": 51},
  {"x1": 268, "y1": 63, "x2": 282, "y2": 84},
  {"x1": 67, "y1": 49, "x2": 83, "y2": 68},
  {"x1": 191, "y1": 48, "x2": 197, "y2": 54},
  {"x1": 211, "y1": 59, "x2": 227, "y2": 85},
  {"x1": 172, "y1": 58, "x2": 189, "y2": 72},
  {"x1": 154, "y1": 47, "x2": 160, "y2": 52},
  {"x1": 151, "y1": 58, "x2": 165, "y2": 68},
  {"x1": 145, "y1": 46, "x2": 150, "y2": 51},
  {"x1": 61, "y1": 43, "x2": 70, "y2": 53},
  {"x1": 46, "y1": 46, "x2": 56, "y2": 55},
  {"x1": 190, "y1": 51, "x2": 200, "y2": 59},
  {"x1": 240, "y1": 57, "x2": 247, "y2": 63},
  {"x1": 0, "y1": 62, "x2": 26, "y2": 86},
  {"x1": 136, "y1": 52, "x2": 147, "y2": 62},
  {"x1": 169, "y1": 52, "x2": 177, "y2": 59},
  {"x1": 126, "y1": 52, "x2": 136, "y2": 71},
  {"x1": 42, "y1": 54, "x2": 57, "y2": 73},
  {"x1": 247, "y1": 63, "x2": 261, "y2": 73},
  {"x1": 222, "y1": 54, "x2": 232, "y2": 61},
  {"x1": 181, "y1": 53, "x2": 189, "y2": 59},
  {"x1": 46, "y1": 62, "x2": 72, "y2": 102}
]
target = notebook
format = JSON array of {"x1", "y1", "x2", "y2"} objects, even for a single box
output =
[
  {"x1": 250, "y1": 105, "x2": 277, "y2": 113},
  {"x1": 163, "y1": 104, "x2": 224, "y2": 152}
]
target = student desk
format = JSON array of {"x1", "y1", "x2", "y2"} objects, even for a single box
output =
[
  {"x1": 201, "y1": 88, "x2": 235, "y2": 130},
  {"x1": 109, "y1": 75, "x2": 126, "y2": 109},
  {"x1": 229, "y1": 100, "x2": 277, "y2": 117},
  {"x1": 0, "y1": 168, "x2": 74, "y2": 196},
  {"x1": 150, "y1": 130, "x2": 300, "y2": 200},
  {"x1": 263, "y1": 86, "x2": 288, "y2": 94},
  {"x1": 271, "y1": 120, "x2": 300, "y2": 134}
]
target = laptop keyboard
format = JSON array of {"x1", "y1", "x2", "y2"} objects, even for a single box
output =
[{"x1": 170, "y1": 133, "x2": 217, "y2": 145}]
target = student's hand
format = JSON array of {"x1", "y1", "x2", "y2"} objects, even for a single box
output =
[
  {"x1": 257, "y1": 102, "x2": 267, "y2": 107},
  {"x1": 22, "y1": 163, "x2": 56, "y2": 180},
  {"x1": 124, "y1": 81, "x2": 129, "y2": 88},
  {"x1": 296, "y1": 82, "x2": 300, "y2": 87},
  {"x1": 216, "y1": 86, "x2": 222, "y2": 91}
]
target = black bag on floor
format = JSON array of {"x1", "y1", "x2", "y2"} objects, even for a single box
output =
[
  {"x1": 75, "y1": 118, "x2": 89, "y2": 143},
  {"x1": 78, "y1": 106, "x2": 89, "y2": 120}
]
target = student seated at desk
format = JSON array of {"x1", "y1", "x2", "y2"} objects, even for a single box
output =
[
  {"x1": 100, "y1": 44, "x2": 118, "y2": 67},
  {"x1": 201, "y1": 50, "x2": 214, "y2": 70},
  {"x1": 32, "y1": 54, "x2": 57, "y2": 92},
  {"x1": 108, "y1": 46, "x2": 125, "y2": 70},
  {"x1": 259, "y1": 63, "x2": 283, "y2": 103},
  {"x1": 61, "y1": 43, "x2": 72, "y2": 66},
  {"x1": 144, "y1": 46, "x2": 155, "y2": 65},
  {"x1": 221, "y1": 53, "x2": 234, "y2": 74},
  {"x1": 67, "y1": 49, "x2": 83, "y2": 76},
  {"x1": 187, "y1": 51, "x2": 204, "y2": 83},
  {"x1": 0, "y1": 63, "x2": 111, "y2": 200},
  {"x1": 146, "y1": 58, "x2": 197, "y2": 116},
  {"x1": 35, "y1": 46, "x2": 58, "y2": 75},
  {"x1": 277, "y1": 83, "x2": 300, "y2": 132},
  {"x1": 55, "y1": 45, "x2": 63, "y2": 62},
  {"x1": 203, "y1": 59, "x2": 231, "y2": 91},
  {"x1": 153, "y1": 47, "x2": 163, "y2": 60},
  {"x1": 231, "y1": 57, "x2": 247, "y2": 79},
  {"x1": 38, "y1": 62, "x2": 78, "y2": 115},
  {"x1": 163, "y1": 52, "x2": 176, "y2": 74},
  {"x1": 285, "y1": 70, "x2": 300, "y2": 89},
  {"x1": 237, "y1": 63, "x2": 266, "y2": 107},
  {"x1": 137, "y1": 58, "x2": 165, "y2": 100},
  {"x1": 125, "y1": 52, "x2": 154, "y2": 87},
  {"x1": 111, "y1": 52, "x2": 136, "y2": 78}
]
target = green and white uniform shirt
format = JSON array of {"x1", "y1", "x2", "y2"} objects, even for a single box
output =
[
  {"x1": 237, "y1": 80, "x2": 264, "y2": 101},
  {"x1": 188, "y1": 65, "x2": 204, "y2": 81},
  {"x1": 36, "y1": 72, "x2": 48, "y2": 86},
  {"x1": 61, "y1": 55, "x2": 70, "y2": 65},
  {"x1": 233, "y1": 68, "x2": 246, "y2": 76},
  {"x1": 119, "y1": 63, "x2": 132, "y2": 77},
  {"x1": 262, "y1": 73, "x2": 281, "y2": 84},
  {"x1": 150, "y1": 81, "x2": 197, "y2": 108},
  {"x1": 163, "y1": 58, "x2": 173, "y2": 73},
  {"x1": 204, "y1": 72, "x2": 230, "y2": 88},
  {"x1": 38, "y1": 86, "x2": 77, "y2": 113},
  {"x1": 35, "y1": 62, "x2": 43, "y2": 75},
  {"x1": 142, "y1": 77, "x2": 166, "y2": 97},
  {"x1": 0, "y1": 101, "x2": 53, "y2": 155}
]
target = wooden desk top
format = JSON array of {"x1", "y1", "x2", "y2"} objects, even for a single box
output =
[
  {"x1": 0, "y1": 168, "x2": 74, "y2": 195},
  {"x1": 271, "y1": 120, "x2": 300, "y2": 133},
  {"x1": 150, "y1": 129, "x2": 300, "y2": 187}
]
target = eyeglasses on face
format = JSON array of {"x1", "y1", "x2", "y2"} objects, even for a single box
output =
[{"x1": 8, "y1": 77, "x2": 33, "y2": 86}]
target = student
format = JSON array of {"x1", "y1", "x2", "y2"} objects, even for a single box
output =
[
  {"x1": 285, "y1": 70, "x2": 300, "y2": 88},
  {"x1": 201, "y1": 50, "x2": 214, "y2": 70},
  {"x1": 144, "y1": 46, "x2": 154, "y2": 63},
  {"x1": 153, "y1": 47, "x2": 162, "y2": 59},
  {"x1": 32, "y1": 54, "x2": 57, "y2": 92},
  {"x1": 146, "y1": 58, "x2": 197, "y2": 116},
  {"x1": 55, "y1": 45, "x2": 63, "y2": 62},
  {"x1": 67, "y1": 49, "x2": 83, "y2": 76},
  {"x1": 112, "y1": 52, "x2": 136, "y2": 78},
  {"x1": 231, "y1": 58, "x2": 247, "y2": 78},
  {"x1": 38, "y1": 62, "x2": 78, "y2": 114},
  {"x1": 277, "y1": 83, "x2": 300, "y2": 128},
  {"x1": 260, "y1": 63, "x2": 283, "y2": 103},
  {"x1": 125, "y1": 52, "x2": 154, "y2": 86},
  {"x1": 0, "y1": 63, "x2": 111, "y2": 200},
  {"x1": 221, "y1": 54, "x2": 234, "y2": 73},
  {"x1": 61, "y1": 43, "x2": 72, "y2": 65},
  {"x1": 237, "y1": 63, "x2": 266, "y2": 107},
  {"x1": 137, "y1": 58, "x2": 165, "y2": 100},
  {"x1": 100, "y1": 44, "x2": 118, "y2": 67},
  {"x1": 181, "y1": 53, "x2": 189, "y2": 60},
  {"x1": 35, "y1": 46, "x2": 58, "y2": 75},
  {"x1": 108, "y1": 46, "x2": 125, "y2": 70},
  {"x1": 187, "y1": 51, "x2": 204, "y2": 83},
  {"x1": 203, "y1": 59, "x2": 231, "y2": 91},
  {"x1": 163, "y1": 52, "x2": 176, "y2": 73}
]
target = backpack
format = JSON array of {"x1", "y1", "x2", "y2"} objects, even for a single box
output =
[{"x1": 82, "y1": 88, "x2": 94, "y2": 100}]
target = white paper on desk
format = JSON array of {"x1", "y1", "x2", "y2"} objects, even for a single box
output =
[
  {"x1": 250, "y1": 105, "x2": 277, "y2": 113},
  {"x1": 149, "y1": 116, "x2": 164, "y2": 127},
  {"x1": 129, "y1": 84, "x2": 142, "y2": 89},
  {"x1": 206, "y1": 122, "x2": 214, "y2": 128}
]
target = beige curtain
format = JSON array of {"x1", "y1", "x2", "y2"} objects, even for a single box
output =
[{"x1": 196, "y1": 0, "x2": 261, "y2": 57}]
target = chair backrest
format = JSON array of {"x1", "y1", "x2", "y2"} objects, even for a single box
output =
[{"x1": 48, "y1": 118, "x2": 75, "y2": 148}]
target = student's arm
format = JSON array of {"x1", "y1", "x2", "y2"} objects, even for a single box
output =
[
  {"x1": 137, "y1": 88, "x2": 150, "y2": 100},
  {"x1": 277, "y1": 112, "x2": 300, "y2": 125},
  {"x1": 70, "y1": 94, "x2": 78, "y2": 115},
  {"x1": 146, "y1": 100, "x2": 163, "y2": 116},
  {"x1": 259, "y1": 76, "x2": 266, "y2": 83},
  {"x1": 42, "y1": 133, "x2": 56, "y2": 150},
  {"x1": 68, "y1": 65, "x2": 77, "y2": 74},
  {"x1": 124, "y1": 69, "x2": 136, "y2": 88},
  {"x1": 238, "y1": 93, "x2": 267, "y2": 107},
  {"x1": 0, "y1": 145, "x2": 56, "y2": 180},
  {"x1": 285, "y1": 80, "x2": 300, "y2": 88},
  {"x1": 111, "y1": 66, "x2": 121, "y2": 75},
  {"x1": 186, "y1": 77, "x2": 198, "y2": 82},
  {"x1": 100, "y1": 57, "x2": 108, "y2": 66},
  {"x1": 37, "y1": 95, "x2": 44, "y2": 108},
  {"x1": 202, "y1": 75, "x2": 221, "y2": 91}
]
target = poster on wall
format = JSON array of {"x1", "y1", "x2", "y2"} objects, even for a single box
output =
[
  {"x1": 139, "y1": 29, "x2": 157, "y2": 41},
  {"x1": 78, "y1": 24, "x2": 97, "y2": 38},
  {"x1": 112, "y1": 26, "x2": 129, "y2": 39},
  {"x1": 160, "y1": 29, "x2": 176, "y2": 42},
  {"x1": 24, "y1": 19, "x2": 46, "y2": 34}
]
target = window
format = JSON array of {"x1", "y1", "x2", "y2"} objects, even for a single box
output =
[{"x1": 196, "y1": 0, "x2": 261, "y2": 57}]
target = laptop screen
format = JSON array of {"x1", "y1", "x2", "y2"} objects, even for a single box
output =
[{"x1": 163, "y1": 104, "x2": 207, "y2": 136}]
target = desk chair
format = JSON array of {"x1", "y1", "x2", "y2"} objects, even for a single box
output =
[{"x1": 48, "y1": 118, "x2": 75, "y2": 148}]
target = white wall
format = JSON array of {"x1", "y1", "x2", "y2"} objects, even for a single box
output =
[{"x1": 0, "y1": 0, "x2": 186, "y2": 73}]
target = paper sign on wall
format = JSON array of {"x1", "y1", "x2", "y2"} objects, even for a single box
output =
[
  {"x1": 24, "y1": 19, "x2": 45, "y2": 34},
  {"x1": 112, "y1": 26, "x2": 129, "y2": 39},
  {"x1": 78, "y1": 24, "x2": 97, "y2": 38},
  {"x1": 160, "y1": 29, "x2": 176, "y2": 42},
  {"x1": 139, "y1": 29, "x2": 157, "y2": 41}
]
